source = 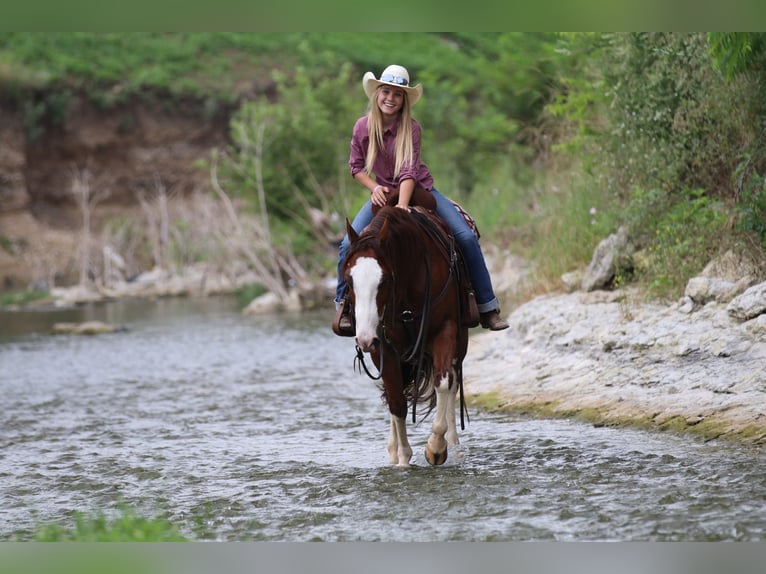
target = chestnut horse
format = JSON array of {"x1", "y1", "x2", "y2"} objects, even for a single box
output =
[{"x1": 341, "y1": 205, "x2": 473, "y2": 466}]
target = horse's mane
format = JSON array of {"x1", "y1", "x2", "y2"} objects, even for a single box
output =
[
  {"x1": 369, "y1": 207, "x2": 431, "y2": 249},
  {"x1": 346, "y1": 207, "x2": 417, "y2": 262}
]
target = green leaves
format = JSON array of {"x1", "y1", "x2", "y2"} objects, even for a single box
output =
[{"x1": 708, "y1": 33, "x2": 766, "y2": 79}]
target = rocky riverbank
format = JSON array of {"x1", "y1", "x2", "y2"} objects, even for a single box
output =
[{"x1": 464, "y1": 283, "x2": 766, "y2": 446}]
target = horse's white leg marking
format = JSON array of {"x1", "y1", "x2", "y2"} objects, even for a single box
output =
[
  {"x1": 387, "y1": 418, "x2": 398, "y2": 465},
  {"x1": 427, "y1": 372, "x2": 450, "y2": 458},
  {"x1": 350, "y1": 257, "x2": 382, "y2": 353},
  {"x1": 445, "y1": 367, "x2": 459, "y2": 446},
  {"x1": 389, "y1": 415, "x2": 412, "y2": 467}
]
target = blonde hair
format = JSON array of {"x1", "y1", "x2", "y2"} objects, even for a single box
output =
[{"x1": 364, "y1": 87, "x2": 415, "y2": 181}]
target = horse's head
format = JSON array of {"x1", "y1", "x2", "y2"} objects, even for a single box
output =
[{"x1": 342, "y1": 215, "x2": 394, "y2": 353}]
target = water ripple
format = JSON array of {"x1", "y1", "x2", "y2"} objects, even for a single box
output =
[{"x1": 1, "y1": 299, "x2": 766, "y2": 541}]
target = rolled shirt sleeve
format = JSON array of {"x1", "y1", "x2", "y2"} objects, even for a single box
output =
[{"x1": 348, "y1": 117, "x2": 369, "y2": 179}]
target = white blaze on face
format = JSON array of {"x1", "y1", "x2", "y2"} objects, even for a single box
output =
[{"x1": 350, "y1": 256, "x2": 383, "y2": 350}]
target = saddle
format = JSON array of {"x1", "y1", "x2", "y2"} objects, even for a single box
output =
[
  {"x1": 429, "y1": 213, "x2": 480, "y2": 328},
  {"x1": 401, "y1": 206, "x2": 480, "y2": 329},
  {"x1": 371, "y1": 186, "x2": 436, "y2": 214}
]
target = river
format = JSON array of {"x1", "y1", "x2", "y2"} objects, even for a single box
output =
[{"x1": 1, "y1": 297, "x2": 765, "y2": 541}]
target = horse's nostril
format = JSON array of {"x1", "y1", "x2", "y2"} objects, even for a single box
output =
[{"x1": 355, "y1": 336, "x2": 380, "y2": 353}]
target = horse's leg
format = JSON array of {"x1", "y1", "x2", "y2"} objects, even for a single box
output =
[
  {"x1": 388, "y1": 415, "x2": 412, "y2": 467},
  {"x1": 445, "y1": 369, "x2": 459, "y2": 447},
  {"x1": 387, "y1": 418, "x2": 398, "y2": 465},
  {"x1": 447, "y1": 332, "x2": 469, "y2": 448},
  {"x1": 425, "y1": 370, "x2": 450, "y2": 466},
  {"x1": 380, "y1": 351, "x2": 412, "y2": 467},
  {"x1": 425, "y1": 323, "x2": 458, "y2": 466}
]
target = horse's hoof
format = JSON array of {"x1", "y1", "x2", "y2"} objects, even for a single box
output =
[{"x1": 425, "y1": 446, "x2": 448, "y2": 466}]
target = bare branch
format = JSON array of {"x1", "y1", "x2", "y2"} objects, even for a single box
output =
[{"x1": 210, "y1": 149, "x2": 242, "y2": 232}]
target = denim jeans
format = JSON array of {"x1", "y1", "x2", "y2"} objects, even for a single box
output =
[{"x1": 335, "y1": 188, "x2": 499, "y2": 312}]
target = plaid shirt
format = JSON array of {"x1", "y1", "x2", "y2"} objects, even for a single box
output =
[{"x1": 349, "y1": 115, "x2": 434, "y2": 191}]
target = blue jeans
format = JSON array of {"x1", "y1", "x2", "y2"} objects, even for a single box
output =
[{"x1": 335, "y1": 188, "x2": 499, "y2": 313}]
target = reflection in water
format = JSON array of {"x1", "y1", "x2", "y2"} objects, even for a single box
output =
[{"x1": 1, "y1": 298, "x2": 765, "y2": 541}]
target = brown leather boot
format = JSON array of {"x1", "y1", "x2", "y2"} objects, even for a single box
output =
[
  {"x1": 479, "y1": 309, "x2": 509, "y2": 331},
  {"x1": 332, "y1": 299, "x2": 355, "y2": 337}
]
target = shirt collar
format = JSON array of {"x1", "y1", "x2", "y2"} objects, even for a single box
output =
[{"x1": 383, "y1": 120, "x2": 399, "y2": 137}]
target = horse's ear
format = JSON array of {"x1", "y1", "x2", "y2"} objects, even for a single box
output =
[
  {"x1": 379, "y1": 214, "x2": 391, "y2": 241},
  {"x1": 346, "y1": 218, "x2": 359, "y2": 243}
]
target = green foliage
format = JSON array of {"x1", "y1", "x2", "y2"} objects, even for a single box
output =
[
  {"x1": 708, "y1": 33, "x2": 766, "y2": 79},
  {"x1": 555, "y1": 33, "x2": 766, "y2": 201},
  {"x1": 220, "y1": 62, "x2": 360, "y2": 271},
  {"x1": 207, "y1": 32, "x2": 566, "y2": 277},
  {"x1": 629, "y1": 188, "x2": 729, "y2": 298},
  {"x1": 0, "y1": 32, "x2": 563, "y2": 201},
  {"x1": 527, "y1": 170, "x2": 621, "y2": 286},
  {"x1": 225, "y1": 62, "x2": 356, "y2": 212},
  {"x1": 734, "y1": 156, "x2": 766, "y2": 246},
  {"x1": 235, "y1": 283, "x2": 267, "y2": 308},
  {"x1": 0, "y1": 289, "x2": 49, "y2": 307},
  {"x1": 547, "y1": 32, "x2": 766, "y2": 296},
  {"x1": 4, "y1": 32, "x2": 766, "y2": 301},
  {"x1": 0, "y1": 234, "x2": 15, "y2": 253},
  {"x1": 0, "y1": 32, "x2": 286, "y2": 102},
  {"x1": 33, "y1": 507, "x2": 187, "y2": 541}
]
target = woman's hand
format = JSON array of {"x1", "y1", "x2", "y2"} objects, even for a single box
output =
[{"x1": 370, "y1": 184, "x2": 389, "y2": 207}]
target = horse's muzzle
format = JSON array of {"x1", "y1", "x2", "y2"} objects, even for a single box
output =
[{"x1": 355, "y1": 335, "x2": 380, "y2": 353}]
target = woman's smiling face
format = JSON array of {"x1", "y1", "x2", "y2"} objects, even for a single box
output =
[{"x1": 376, "y1": 86, "x2": 405, "y2": 119}]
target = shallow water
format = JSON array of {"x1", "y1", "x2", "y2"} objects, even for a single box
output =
[{"x1": 1, "y1": 297, "x2": 765, "y2": 541}]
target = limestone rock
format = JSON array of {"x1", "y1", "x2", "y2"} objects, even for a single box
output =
[
  {"x1": 581, "y1": 226, "x2": 634, "y2": 292},
  {"x1": 242, "y1": 288, "x2": 302, "y2": 315},
  {"x1": 52, "y1": 321, "x2": 125, "y2": 335},
  {"x1": 561, "y1": 270, "x2": 582, "y2": 293},
  {"x1": 465, "y1": 286, "x2": 766, "y2": 443},
  {"x1": 684, "y1": 276, "x2": 736, "y2": 305},
  {"x1": 727, "y1": 281, "x2": 766, "y2": 321}
]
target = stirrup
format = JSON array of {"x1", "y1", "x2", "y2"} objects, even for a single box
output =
[{"x1": 332, "y1": 299, "x2": 355, "y2": 337}]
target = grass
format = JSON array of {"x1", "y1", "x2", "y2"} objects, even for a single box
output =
[
  {"x1": 3, "y1": 509, "x2": 187, "y2": 574},
  {"x1": 459, "y1": 158, "x2": 623, "y2": 298},
  {"x1": 0, "y1": 33, "x2": 498, "y2": 107},
  {"x1": 31, "y1": 507, "x2": 187, "y2": 542},
  {"x1": 0, "y1": 289, "x2": 50, "y2": 307}
]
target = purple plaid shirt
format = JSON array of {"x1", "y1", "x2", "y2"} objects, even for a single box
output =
[{"x1": 349, "y1": 116, "x2": 434, "y2": 191}]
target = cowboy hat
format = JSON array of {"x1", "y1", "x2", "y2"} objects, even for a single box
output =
[{"x1": 362, "y1": 64, "x2": 423, "y2": 106}]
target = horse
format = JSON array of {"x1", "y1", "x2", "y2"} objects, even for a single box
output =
[{"x1": 341, "y1": 202, "x2": 475, "y2": 467}]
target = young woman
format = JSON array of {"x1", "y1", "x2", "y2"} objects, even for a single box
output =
[{"x1": 334, "y1": 64, "x2": 508, "y2": 334}]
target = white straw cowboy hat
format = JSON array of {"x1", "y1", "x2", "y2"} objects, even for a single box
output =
[{"x1": 362, "y1": 64, "x2": 423, "y2": 106}]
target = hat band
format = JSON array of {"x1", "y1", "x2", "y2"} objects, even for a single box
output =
[{"x1": 380, "y1": 73, "x2": 409, "y2": 86}]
